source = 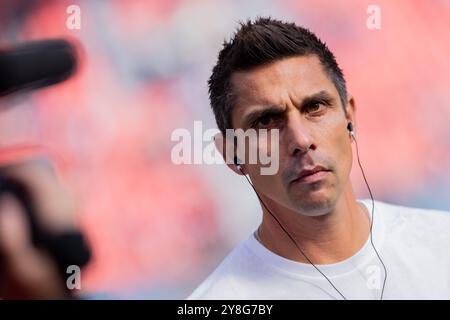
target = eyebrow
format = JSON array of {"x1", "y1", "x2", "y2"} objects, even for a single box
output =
[
  {"x1": 299, "y1": 90, "x2": 336, "y2": 109},
  {"x1": 243, "y1": 106, "x2": 285, "y2": 128},
  {"x1": 241, "y1": 90, "x2": 336, "y2": 128}
]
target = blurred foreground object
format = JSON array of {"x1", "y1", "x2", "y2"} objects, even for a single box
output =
[
  {"x1": 0, "y1": 156, "x2": 90, "y2": 299},
  {"x1": 0, "y1": 39, "x2": 77, "y2": 98},
  {"x1": 0, "y1": 39, "x2": 90, "y2": 299}
]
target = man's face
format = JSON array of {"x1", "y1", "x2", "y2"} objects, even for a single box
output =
[{"x1": 230, "y1": 55, "x2": 355, "y2": 216}]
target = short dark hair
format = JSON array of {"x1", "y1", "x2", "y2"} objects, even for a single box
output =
[{"x1": 208, "y1": 17, "x2": 348, "y2": 135}]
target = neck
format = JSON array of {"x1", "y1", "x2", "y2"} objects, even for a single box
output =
[{"x1": 256, "y1": 185, "x2": 370, "y2": 265}]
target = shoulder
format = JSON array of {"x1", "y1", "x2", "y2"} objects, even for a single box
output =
[
  {"x1": 186, "y1": 236, "x2": 257, "y2": 300},
  {"x1": 373, "y1": 199, "x2": 450, "y2": 224},
  {"x1": 371, "y1": 199, "x2": 450, "y2": 242}
]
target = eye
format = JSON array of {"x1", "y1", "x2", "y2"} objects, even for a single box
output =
[
  {"x1": 305, "y1": 102, "x2": 326, "y2": 114},
  {"x1": 254, "y1": 113, "x2": 284, "y2": 129},
  {"x1": 258, "y1": 115, "x2": 273, "y2": 126}
]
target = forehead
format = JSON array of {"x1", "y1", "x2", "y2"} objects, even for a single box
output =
[{"x1": 230, "y1": 55, "x2": 337, "y2": 126}]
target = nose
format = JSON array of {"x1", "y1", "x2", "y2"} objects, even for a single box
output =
[{"x1": 285, "y1": 111, "x2": 315, "y2": 157}]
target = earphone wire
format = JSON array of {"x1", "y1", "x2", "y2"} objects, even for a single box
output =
[
  {"x1": 236, "y1": 127, "x2": 387, "y2": 300},
  {"x1": 352, "y1": 132, "x2": 388, "y2": 300},
  {"x1": 239, "y1": 168, "x2": 347, "y2": 300}
]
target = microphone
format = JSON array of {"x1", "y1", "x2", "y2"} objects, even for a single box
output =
[{"x1": 0, "y1": 39, "x2": 78, "y2": 97}]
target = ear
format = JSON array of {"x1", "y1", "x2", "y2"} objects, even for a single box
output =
[
  {"x1": 214, "y1": 132, "x2": 245, "y2": 176},
  {"x1": 344, "y1": 95, "x2": 357, "y2": 134}
]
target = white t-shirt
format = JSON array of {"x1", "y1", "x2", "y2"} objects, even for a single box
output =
[{"x1": 187, "y1": 199, "x2": 450, "y2": 300}]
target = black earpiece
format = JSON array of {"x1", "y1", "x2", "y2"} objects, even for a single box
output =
[
  {"x1": 234, "y1": 156, "x2": 242, "y2": 170},
  {"x1": 347, "y1": 122, "x2": 355, "y2": 140},
  {"x1": 347, "y1": 122, "x2": 353, "y2": 133}
]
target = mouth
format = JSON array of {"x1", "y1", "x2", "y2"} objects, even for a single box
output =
[{"x1": 290, "y1": 166, "x2": 331, "y2": 185}]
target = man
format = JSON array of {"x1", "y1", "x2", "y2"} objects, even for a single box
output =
[{"x1": 188, "y1": 17, "x2": 450, "y2": 300}]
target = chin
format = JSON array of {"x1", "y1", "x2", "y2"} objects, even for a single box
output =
[{"x1": 290, "y1": 192, "x2": 336, "y2": 217}]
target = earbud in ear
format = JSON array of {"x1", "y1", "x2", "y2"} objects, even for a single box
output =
[
  {"x1": 347, "y1": 122, "x2": 354, "y2": 133},
  {"x1": 347, "y1": 122, "x2": 355, "y2": 139},
  {"x1": 234, "y1": 156, "x2": 242, "y2": 171},
  {"x1": 347, "y1": 122, "x2": 355, "y2": 140}
]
